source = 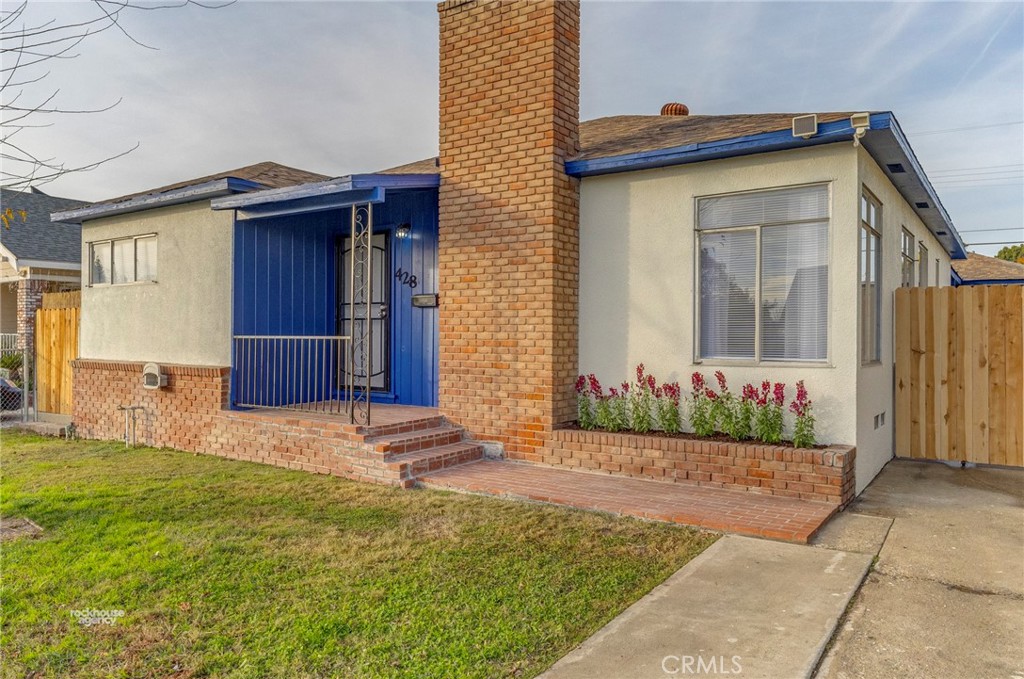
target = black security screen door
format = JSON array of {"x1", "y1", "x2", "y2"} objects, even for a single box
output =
[{"x1": 337, "y1": 232, "x2": 390, "y2": 391}]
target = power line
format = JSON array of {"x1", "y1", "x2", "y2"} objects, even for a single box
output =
[
  {"x1": 965, "y1": 241, "x2": 1024, "y2": 246},
  {"x1": 958, "y1": 227, "x2": 1024, "y2": 233},
  {"x1": 909, "y1": 120, "x2": 1024, "y2": 136},
  {"x1": 930, "y1": 163, "x2": 1024, "y2": 173}
]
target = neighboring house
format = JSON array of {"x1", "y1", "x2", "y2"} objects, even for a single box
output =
[
  {"x1": 55, "y1": 0, "x2": 966, "y2": 499},
  {"x1": 0, "y1": 187, "x2": 83, "y2": 351},
  {"x1": 952, "y1": 252, "x2": 1024, "y2": 285}
]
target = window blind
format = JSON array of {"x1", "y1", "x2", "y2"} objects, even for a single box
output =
[
  {"x1": 760, "y1": 222, "x2": 828, "y2": 360},
  {"x1": 699, "y1": 230, "x2": 756, "y2": 359},
  {"x1": 698, "y1": 185, "x2": 828, "y2": 230}
]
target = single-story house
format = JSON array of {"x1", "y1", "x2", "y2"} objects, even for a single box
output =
[
  {"x1": 952, "y1": 251, "x2": 1024, "y2": 286},
  {"x1": 0, "y1": 187, "x2": 83, "y2": 351},
  {"x1": 55, "y1": 0, "x2": 966, "y2": 502}
]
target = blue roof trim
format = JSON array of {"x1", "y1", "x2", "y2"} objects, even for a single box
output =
[
  {"x1": 958, "y1": 278, "x2": 1024, "y2": 286},
  {"x1": 565, "y1": 116, "x2": 863, "y2": 177},
  {"x1": 228, "y1": 187, "x2": 386, "y2": 221},
  {"x1": 951, "y1": 268, "x2": 964, "y2": 286},
  {"x1": 50, "y1": 178, "x2": 262, "y2": 224},
  {"x1": 877, "y1": 114, "x2": 967, "y2": 260},
  {"x1": 211, "y1": 173, "x2": 439, "y2": 212}
]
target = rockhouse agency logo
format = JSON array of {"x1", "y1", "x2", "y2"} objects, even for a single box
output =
[
  {"x1": 70, "y1": 608, "x2": 124, "y2": 626},
  {"x1": 662, "y1": 654, "x2": 743, "y2": 675}
]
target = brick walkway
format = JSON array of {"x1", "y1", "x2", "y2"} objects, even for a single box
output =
[{"x1": 418, "y1": 460, "x2": 838, "y2": 543}]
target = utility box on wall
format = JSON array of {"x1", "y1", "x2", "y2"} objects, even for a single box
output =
[{"x1": 142, "y1": 363, "x2": 167, "y2": 390}]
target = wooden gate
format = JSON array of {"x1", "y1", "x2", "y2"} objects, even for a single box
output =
[
  {"x1": 895, "y1": 285, "x2": 1023, "y2": 467},
  {"x1": 35, "y1": 291, "x2": 80, "y2": 415}
]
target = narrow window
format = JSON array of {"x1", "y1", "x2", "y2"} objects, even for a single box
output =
[
  {"x1": 135, "y1": 235, "x2": 158, "y2": 282},
  {"x1": 860, "y1": 190, "x2": 882, "y2": 364},
  {"x1": 91, "y1": 241, "x2": 111, "y2": 285},
  {"x1": 900, "y1": 228, "x2": 915, "y2": 288},
  {"x1": 918, "y1": 242, "x2": 928, "y2": 287}
]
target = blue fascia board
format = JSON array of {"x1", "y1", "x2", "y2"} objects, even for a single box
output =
[
  {"x1": 876, "y1": 113, "x2": 967, "y2": 260},
  {"x1": 212, "y1": 173, "x2": 439, "y2": 212},
  {"x1": 958, "y1": 278, "x2": 1024, "y2": 284},
  {"x1": 950, "y1": 268, "x2": 964, "y2": 286},
  {"x1": 50, "y1": 178, "x2": 263, "y2": 224},
  {"x1": 564, "y1": 117, "x2": 863, "y2": 177},
  {"x1": 234, "y1": 187, "x2": 385, "y2": 221}
]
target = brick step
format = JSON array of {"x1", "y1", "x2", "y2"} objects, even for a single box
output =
[
  {"x1": 387, "y1": 442, "x2": 485, "y2": 487},
  {"x1": 369, "y1": 426, "x2": 466, "y2": 456},
  {"x1": 339, "y1": 415, "x2": 448, "y2": 440}
]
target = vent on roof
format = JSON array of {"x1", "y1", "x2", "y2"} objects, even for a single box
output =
[
  {"x1": 915, "y1": 201, "x2": 930, "y2": 209},
  {"x1": 660, "y1": 102, "x2": 689, "y2": 116},
  {"x1": 886, "y1": 163, "x2": 906, "y2": 173},
  {"x1": 792, "y1": 114, "x2": 818, "y2": 139}
]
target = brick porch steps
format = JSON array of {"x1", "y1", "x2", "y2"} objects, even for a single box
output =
[
  {"x1": 386, "y1": 442, "x2": 485, "y2": 487},
  {"x1": 418, "y1": 460, "x2": 838, "y2": 543},
  {"x1": 368, "y1": 426, "x2": 466, "y2": 454}
]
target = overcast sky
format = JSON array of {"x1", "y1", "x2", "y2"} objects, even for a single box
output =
[{"x1": 5, "y1": 0, "x2": 1023, "y2": 255}]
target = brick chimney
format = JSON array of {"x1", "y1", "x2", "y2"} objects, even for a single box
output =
[{"x1": 437, "y1": 0, "x2": 581, "y2": 460}]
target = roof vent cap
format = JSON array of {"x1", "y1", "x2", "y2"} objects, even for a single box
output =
[{"x1": 660, "y1": 102, "x2": 689, "y2": 116}]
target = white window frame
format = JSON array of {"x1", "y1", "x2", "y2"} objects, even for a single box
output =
[
  {"x1": 900, "y1": 228, "x2": 915, "y2": 288},
  {"x1": 89, "y1": 234, "x2": 158, "y2": 286},
  {"x1": 918, "y1": 242, "x2": 929, "y2": 287},
  {"x1": 860, "y1": 189, "x2": 882, "y2": 365},
  {"x1": 694, "y1": 182, "x2": 831, "y2": 366}
]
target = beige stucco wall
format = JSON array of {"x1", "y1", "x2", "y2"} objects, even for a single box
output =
[
  {"x1": 0, "y1": 283, "x2": 16, "y2": 334},
  {"x1": 855, "y1": 147, "x2": 951, "y2": 490},
  {"x1": 80, "y1": 201, "x2": 233, "y2": 366},
  {"x1": 579, "y1": 141, "x2": 962, "y2": 493}
]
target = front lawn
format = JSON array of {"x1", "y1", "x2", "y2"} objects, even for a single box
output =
[{"x1": 0, "y1": 432, "x2": 715, "y2": 678}]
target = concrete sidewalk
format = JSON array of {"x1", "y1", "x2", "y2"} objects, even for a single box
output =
[{"x1": 540, "y1": 535, "x2": 874, "y2": 679}]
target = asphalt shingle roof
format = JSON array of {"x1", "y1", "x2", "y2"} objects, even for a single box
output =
[
  {"x1": 0, "y1": 188, "x2": 83, "y2": 264},
  {"x1": 376, "y1": 112, "x2": 858, "y2": 174},
  {"x1": 103, "y1": 161, "x2": 330, "y2": 205},
  {"x1": 952, "y1": 252, "x2": 1024, "y2": 282}
]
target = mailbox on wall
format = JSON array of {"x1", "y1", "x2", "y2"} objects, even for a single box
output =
[{"x1": 411, "y1": 294, "x2": 439, "y2": 308}]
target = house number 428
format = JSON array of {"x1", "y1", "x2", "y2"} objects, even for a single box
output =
[{"x1": 395, "y1": 268, "x2": 418, "y2": 289}]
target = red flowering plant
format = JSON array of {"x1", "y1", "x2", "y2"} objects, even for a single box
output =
[
  {"x1": 629, "y1": 364, "x2": 656, "y2": 433},
  {"x1": 789, "y1": 380, "x2": 816, "y2": 448},
  {"x1": 689, "y1": 372, "x2": 717, "y2": 437},
  {"x1": 575, "y1": 374, "x2": 597, "y2": 430},
  {"x1": 655, "y1": 380, "x2": 683, "y2": 433},
  {"x1": 753, "y1": 380, "x2": 786, "y2": 444},
  {"x1": 731, "y1": 382, "x2": 757, "y2": 440}
]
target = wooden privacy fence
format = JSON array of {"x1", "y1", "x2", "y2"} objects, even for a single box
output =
[
  {"x1": 895, "y1": 285, "x2": 1023, "y2": 467},
  {"x1": 35, "y1": 291, "x2": 80, "y2": 415}
]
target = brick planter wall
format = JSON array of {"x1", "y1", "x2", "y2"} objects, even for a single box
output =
[{"x1": 544, "y1": 429, "x2": 857, "y2": 507}]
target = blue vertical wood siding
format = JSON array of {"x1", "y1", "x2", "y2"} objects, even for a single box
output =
[{"x1": 232, "y1": 189, "x2": 438, "y2": 407}]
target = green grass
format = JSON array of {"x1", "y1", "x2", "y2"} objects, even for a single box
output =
[{"x1": 0, "y1": 432, "x2": 716, "y2": 679}]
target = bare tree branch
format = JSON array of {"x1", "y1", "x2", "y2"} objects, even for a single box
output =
[{"x1": 0, "y1": 0, "x2": 233, "y2": 189}]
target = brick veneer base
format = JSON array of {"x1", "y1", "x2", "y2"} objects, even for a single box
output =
[
  {"x1": 70, "y1": 360, "x2": 478, "y2": 488},
  {"x1": 542, "y1": 429, "x2": 856, "y2": 507}
]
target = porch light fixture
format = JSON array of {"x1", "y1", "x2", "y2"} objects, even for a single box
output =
[{"x1": 395, "y1": 223, "x2": 412, "y2": 239}]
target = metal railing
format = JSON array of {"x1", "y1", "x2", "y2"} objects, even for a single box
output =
[
  {"x1": 0, "y1": 333, "x2": 18, "y2": 352},
  {"x1": 232, "y1": 335, "x2": 353, "y2": 416}
]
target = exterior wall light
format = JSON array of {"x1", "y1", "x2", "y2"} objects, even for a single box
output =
[{"x1": 395, "y1": 223, "x2": 412, "y2": 239}]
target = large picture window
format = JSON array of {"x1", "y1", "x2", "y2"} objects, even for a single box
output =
[
  {"x1": 860, "y1": 191, "x2": 882, "y2": 364},
  {"x1": 90, "y1": 235, "x2": 157, "y2": 286},
  {"x1": 697, "y1": 185, "x2": 829, "y2": 363}
]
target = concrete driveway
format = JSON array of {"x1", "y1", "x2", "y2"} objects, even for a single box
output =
[{"x1": 815, "y1": 459, "x2": 1024, "y2": 679}]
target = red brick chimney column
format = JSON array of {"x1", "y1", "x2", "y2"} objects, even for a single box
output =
[{"x1": 437, "y1": 0, "x2": 581, "y2": 460}]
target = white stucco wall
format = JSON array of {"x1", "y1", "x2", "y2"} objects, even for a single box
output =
[
  {"x1": 580, "y1": 143, "x2": 861, "y2": 446},
  {"x1": 80, "y1": 202, "x2": 233, "y2": 366},
  {"x1": 855, "y1": 147, "x2": 951, "y2": 490}
]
